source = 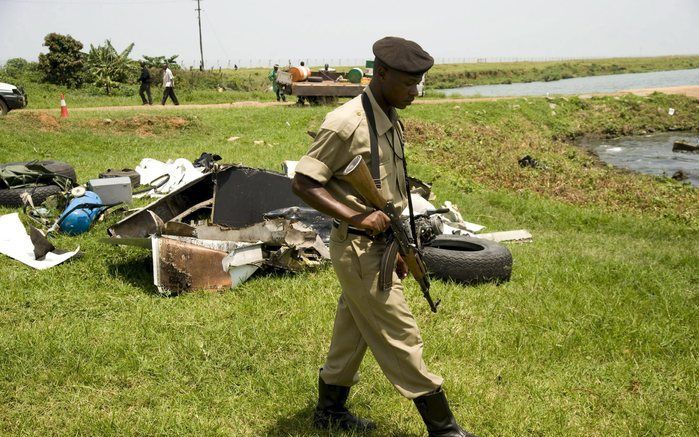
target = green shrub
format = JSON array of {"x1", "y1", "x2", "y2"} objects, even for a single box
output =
[{"x1": 38, "y1": 33, "x2": 86, "y2": 87}]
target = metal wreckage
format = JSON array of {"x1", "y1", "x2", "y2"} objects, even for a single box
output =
[
  {"x1": 106, "y1": 160, "x2": 522, "y2": 295},
  {"x1": 106, "y1": 163, "x2": 331, "y2": 294},
  {"x1": 1, "y1": 155, "x2": 522, "y2": 293}
]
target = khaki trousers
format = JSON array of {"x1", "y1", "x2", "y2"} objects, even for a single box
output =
[{"x1": 320, "y1": 222, "x2": 443, "y2": 399}]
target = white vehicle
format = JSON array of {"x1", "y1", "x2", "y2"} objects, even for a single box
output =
[{"x1": 0, "y1": 82, "x2": 27, "y2": 116}]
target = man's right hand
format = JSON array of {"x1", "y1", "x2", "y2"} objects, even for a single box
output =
[
  {"x1": 352, "y1": 210, "x2": 391, "y2": 235},
  {"x1": 291, "y1": 174, "x2": 391, "y2": 235}
]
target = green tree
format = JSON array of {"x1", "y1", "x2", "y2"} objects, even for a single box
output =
[
  {"x1": 3, "y1": 58, "x2": 41, "y2": 82},
  {"x1": 86, "y1": 40, "x2": 136, "y2": 94},
  {"x1": 1, "y1": 58, "x2": 42, "y2": 83},
  {"x1": 38, "y1": 33, "x2": 85, "y2": 87},
  {"x1": 4, "y1": 58, "x2": 29, "y2": 77}
]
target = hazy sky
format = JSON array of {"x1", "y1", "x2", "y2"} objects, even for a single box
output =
[{"x1": 2, "y1": 0, "x2": 698, "y2": 67}]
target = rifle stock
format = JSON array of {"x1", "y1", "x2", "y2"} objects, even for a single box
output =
[
  {"x1": 340, "y1": 156, "x2": 440, "y2": 313},
  {"x1": 340, "y1": 156, "x2": 387, "y2": 211}
]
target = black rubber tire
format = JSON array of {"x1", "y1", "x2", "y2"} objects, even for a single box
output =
[
  {"x1": 422, "y1": 235, "x2": 513, "y2": 285},
  {"x1": 0, "y1": 99, "x2": 8, "y2": 116},
  {"x1": 0, "y1": 160, "x2": 77, "y2": 187},
  {"x1": 0, "y1": 184, "x2": 62, "y2": 207}
]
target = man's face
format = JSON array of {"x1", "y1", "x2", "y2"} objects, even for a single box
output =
[{"x1": 377, "y1": 66, "x2": 423, "y2": 109}]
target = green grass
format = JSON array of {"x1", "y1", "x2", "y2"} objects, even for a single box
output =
[
  {"x1": 426, "y1": 55, "x2": 699, "y2": 89},
  {"x1": 12, "y1": 68, "x2": 276, "y2": 109},
  {"x1": 5, "y1": 55, "x2": 699, "y2": 109},
  {"x1": 0, "y1": 93, "x2": 697, "y2": 436}
]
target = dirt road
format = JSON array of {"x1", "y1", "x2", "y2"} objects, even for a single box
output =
[
  {"x1": 624, "y1": 85, "x2": 699, "y2": 99},
  {"x1": 25, "y1": 85, "x2": 699, "y2": 113}
]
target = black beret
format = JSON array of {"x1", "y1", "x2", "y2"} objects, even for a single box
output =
[{"x1": 372, "y1": 36, "x2": 434, "y2": 74}]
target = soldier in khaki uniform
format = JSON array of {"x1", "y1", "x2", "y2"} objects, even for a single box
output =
[{"x1": 292, "y1": 37, "x2": 478, "y2": 437}]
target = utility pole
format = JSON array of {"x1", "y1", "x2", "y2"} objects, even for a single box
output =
[{"x1": 195, "y1": 0, "x2": 204, "y2": 71}]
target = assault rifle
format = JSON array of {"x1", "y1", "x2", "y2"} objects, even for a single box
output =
[{"x1": 340, "y1": 155, "x2": 440, "y2": 313}]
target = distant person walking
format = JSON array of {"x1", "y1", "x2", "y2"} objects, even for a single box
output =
[
  {"x1": 138, "y1": 62, "x2": 152, "y2": 105},
  {"x1": 268, "y1": 64, "x2": 286, "y2": 102},
  {"x1": 161, "y1": 63, "x2": 179, "y2": 105}
]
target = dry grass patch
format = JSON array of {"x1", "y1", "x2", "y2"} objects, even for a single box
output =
[
  {"x1": 10, "y1": 112, "x2": 62, "y2": 132},
  {"x1": 81, "y1": 115, "x2": 196, "y2": 137}
]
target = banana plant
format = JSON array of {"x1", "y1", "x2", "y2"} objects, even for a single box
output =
[
  {"x1": 142, "y1": 55, "x2": 179, "y2": 69},
  {"x1": 86, "y1": 40, "x2": 135, "y2": 94}
]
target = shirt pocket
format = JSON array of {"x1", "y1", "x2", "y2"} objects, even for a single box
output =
[
  {"x1": 378, "y1": 162, "x2": 394, "y2": 202},
  {"x1": 329, "y1": 221, "x2": 348, "y2": 244}
]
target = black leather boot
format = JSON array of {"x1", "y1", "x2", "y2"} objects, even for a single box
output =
[
  {"x1": 313, "y1": 375, "x2": 377, "y2": 431},
  {"x1": 414, "y1": 388, "x2": 478, "y2": 437}
]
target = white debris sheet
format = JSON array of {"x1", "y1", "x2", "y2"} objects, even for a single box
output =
[
  {"x1": 282, "y1": 160, "x2": 298, "y2": 178},
  {"x1": 0, "y1": 213, "x2": 80, "y2": 270},
  {"x1": 477, "y1": 230, "x2": 532, "y2": 243},
  {"x1": 135, "y1": 158, "x2": 205, "y2": 198}
]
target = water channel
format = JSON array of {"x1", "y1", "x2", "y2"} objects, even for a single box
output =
[
  {"x1": 580, "y1": 132, "x2": 699, "y2": 187},
  {"x1": 439, "y1": 68, "x2": 699, "y2": 97}
]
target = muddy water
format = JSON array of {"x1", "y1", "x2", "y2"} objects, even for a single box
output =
[
  {"x1": 581, "y1": 132, "x2": 699, "y2": 186},
  {"x1": 440, "y1": 68, "x2": 699, "y2": 97}
]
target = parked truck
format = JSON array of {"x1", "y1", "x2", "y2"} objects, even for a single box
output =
[
  {"x1": 276, "y1": 67, "x2": 366, "y2": 105},
  {"x1": 276, "y1": 63, "x2": 426, "y2": 105}
]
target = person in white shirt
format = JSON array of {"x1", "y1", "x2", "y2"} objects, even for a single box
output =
[{"x1": 161, "y1": 63, "x2": 179, "y2": 105}]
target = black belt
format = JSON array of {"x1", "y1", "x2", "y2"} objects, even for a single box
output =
[{"x1": 332, "y1": 219, "x2": 382, "y2": 240}]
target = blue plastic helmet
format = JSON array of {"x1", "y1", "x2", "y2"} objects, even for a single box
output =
[{"x1": 58, "y1": 191, "x2": 104, "y2": 235}]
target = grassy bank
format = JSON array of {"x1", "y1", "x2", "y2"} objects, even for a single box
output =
[
  {"x1": 5, "y1": 55, "x2": 699, "y2": 109},
  {"x1": 0, "y1": 93, "x2": 697, "y2": 436},
  {"x1": 427, "y1": 55, "x2": 699, "y2": 89},
  {"x1": 6, "y1": 68, "x2": 275, "y2": 109}
]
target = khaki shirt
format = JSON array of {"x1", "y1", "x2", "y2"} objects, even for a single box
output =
[{"x1": 295, "y1": 87, "x2": 408, "y2": 214}]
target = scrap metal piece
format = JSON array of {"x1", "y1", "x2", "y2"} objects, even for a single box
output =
[
  {"x1": 152, "y1": 236, "x2": 233, "y2": 294},
  {"x1": 263, "y1": 206, "x2": 331, "y2": 243},
  {"x1": 266, "y1": 245, "x2": 325, "y2": 272},
  {"x1": 161, "y1": 221, "x2": 197, "y2": 237},
  {"x1": 170, "y1": 199, "x2": 213, "y2": 222},
  {"x1": 109, "y1": 165, "x2": 330, "y2": 242},
  {"x1": 108, "y1": 173, "x2": 214, "y2": 239},
  {"x1": 29, "y1": 225, "x2": 56, "y2": 260},
  {"x1": 168, "y1": 219, "x2": 329, "y2": 272},
  {"x1": 222, "y1": 244, "x2": 264, "y2": 289},
  {"x1": 408, "y1": 176, "x2": 433, "y2": 201},
  {"x1": 212, "y1": 165, "x2": 315, "y2": 229},
  {"x1": 169, "y1": 218, "x2": 325, "y2": 251}
]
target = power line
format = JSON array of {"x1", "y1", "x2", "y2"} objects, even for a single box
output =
[{"x1": 203, "y1": 10, "x2": 230, "y2": 61}]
